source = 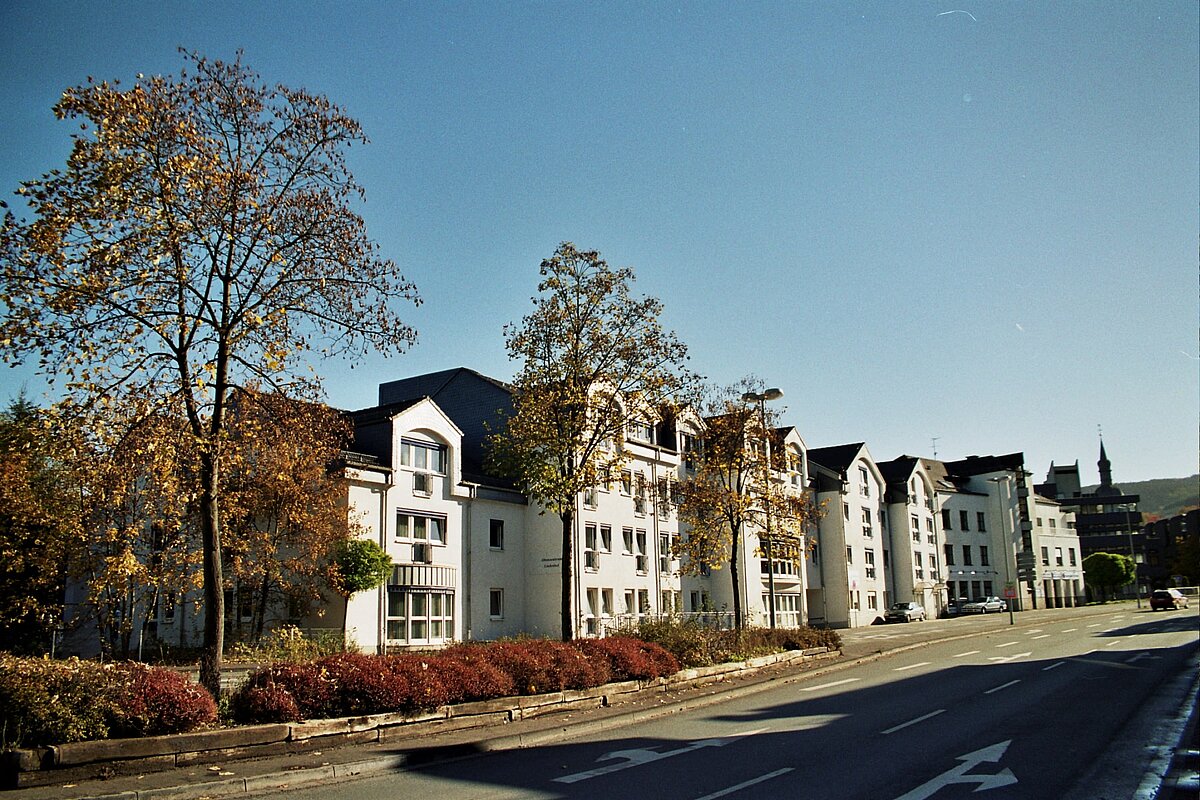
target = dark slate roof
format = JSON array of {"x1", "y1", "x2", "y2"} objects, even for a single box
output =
[
  {"x1": 942, "y1": 452, "x2": 1026, "y2": 478},
  {"x1": 806, "y1": 442, "x2": 866, "y2": 475},
  {"x1": 347, "y1": 397, "x2": 423, "y2": 425},
  {"x1": 877, "y1": 455, "x2": 919, "y2": 486},
  {"x1": 378, "y1": 367, "x2": 513, "y2": 405}
]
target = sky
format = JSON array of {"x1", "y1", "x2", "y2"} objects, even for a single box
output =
[{"x1": 1, "y1": 1, "x2": 1197, "y2": 484}]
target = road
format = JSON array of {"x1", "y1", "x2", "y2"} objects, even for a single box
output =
[{"x1": 261, "y1": 607, "x2": 1199, "y2": 800}]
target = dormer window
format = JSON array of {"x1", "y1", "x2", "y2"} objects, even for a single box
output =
[
  {"x1": 400, "y1": 438, "x2": 446, "y2": 474},
  {"x1": 628, "y1": 419, "x2": 654, "y2": 444}
]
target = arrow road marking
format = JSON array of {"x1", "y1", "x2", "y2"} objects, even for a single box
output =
[
  {"x1": 988, "y1": 651, "x2": 1031, "y2": 663},
  {"x1": 555, "y1": 728, "x2": 767, "y2": 783},
  {"x1": 893, "y1": 740, "x2": 1018, "y2": 800}
]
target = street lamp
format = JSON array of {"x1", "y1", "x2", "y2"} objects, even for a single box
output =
[
  {"x1": 742, "y1": 388, "x2": 783, "y2": 629},
  {"x1": 1124, "y1": 503, "x2": 1142, "y2": 609},
  {"x1": 988, "y1": 475, "x2": 1016, "y2": 626}
]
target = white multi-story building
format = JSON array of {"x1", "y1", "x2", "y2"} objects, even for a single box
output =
[
  {"x1": 879, "y1": 456, "x2": 946, "y2": 618},
  {"x1": 807, "y1": 443, "x2": 890, "y2": 628}
]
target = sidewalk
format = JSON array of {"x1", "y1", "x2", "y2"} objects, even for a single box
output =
[{"x1": 6, "y1": 603, "x2": 1161, "y2": 800}]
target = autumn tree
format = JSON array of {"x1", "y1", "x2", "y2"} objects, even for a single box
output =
[
  {"x1": 0, "y1": 53, "x2": 418, "y2": 693},
  {"x1": 0, "y1": 397, "x2": 75, "y2": 653},
  {"x1": 68, "y1": 397, "x2": 200, "y2": 658},
  {"x1": 1082, "y1": 552, "x2": 1135, "y2": 602},
  {"x1": 490, "y1": 243, "x2": 692, "y2": 641},
  {"x1": 222, "y1": 390, "x2": 360, "y2": 642},
  {"x1": 675, "y1": 380, "x2": 818, "y2": 631}
]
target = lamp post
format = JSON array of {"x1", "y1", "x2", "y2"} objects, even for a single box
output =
[
  {"x1": 742, "y1": 388, "x2": 783, "y2": 629},
  {"x1": 1125, "y1": 504, "x2": 1142, "y2": 609},
  {"x1": 988, "y1": 475, "x2": 1016, "y2": 626}
]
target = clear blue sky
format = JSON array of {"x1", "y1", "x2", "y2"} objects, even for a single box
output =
[{"x1": 2, "y1": 2, "x2": 1197, "y2": 483}]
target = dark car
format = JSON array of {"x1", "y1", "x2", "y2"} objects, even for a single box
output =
[
  {"x1": 1150, "y1": 588, "x2": 1190, "y2": 611},
  {"x1": 885, "y1": 602, "x2": 927, "y2": 623}
]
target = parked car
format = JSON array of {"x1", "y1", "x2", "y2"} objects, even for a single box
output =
[
  {"x1": 961, "y1": 596, "x2": 1007, "y2": 614},
  {"x1": 886, "y1": 602, "x2": 927, "y2": 623},
  {"x1": 1150, "y1": 588, "x2": 1190, "y2": 611}
]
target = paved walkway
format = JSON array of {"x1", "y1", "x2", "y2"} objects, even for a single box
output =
[{"x1": 11, "y1": 602, "x2": 1187, "y2": 800}]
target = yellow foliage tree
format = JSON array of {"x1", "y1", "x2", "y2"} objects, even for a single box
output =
[
  {"x1": 0, "y1": 53, "x2": 418, "y2": 693},
  {"x1": 490, "y1": 243, "x2": 693, "y2": 640}
]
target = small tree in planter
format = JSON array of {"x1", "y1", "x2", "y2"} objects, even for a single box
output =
[{"x1": 328, "y1": 539, "x2": 392, "y2": 649}]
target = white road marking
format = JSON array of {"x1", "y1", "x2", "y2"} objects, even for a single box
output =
[
  {"x1": 996, "y1": 641, "x2": 1020, "y2": 648},
  {"x1": 1024, "y1": 629, "x2": 1043, "y2": 634},
  {"x1": 892, "y1": 740, "x2": 1017, "y2": 800},
  {"x1": 1031, "y1": 634, "x2": 1050, "y2": 640},
  {"x1": 882, "y1": 709, "x2": 946, "y2": 735},
  {"x1": 1087, "y1": 623, "x2": 1102, "y2": 628},
  {"x1": 985, "y1": 680, "x2": 1021, "y2": 695},
  {"x1": 1105, "y1": 640, "x2": 1122, "y2": 647},
  {"x1": 952, "y1": 650, "x2": 980, "y2": 658},
  {"x1": 988, "y1": 652, "x2": 1031, "y2": 664},
  {"x1": 1061, "y1": 628, "x2": 1078, "y2": 633},
  {"x1": 800, "y1": 678, "x2": 860, "y2": 693},
  {"x1": 1042, "y1": 661, "x2": 1065, "y2": 671},
  {"x1": 894, "y1": 662, "x2": 931, "y2": 672},
  {"x1": 693, "y1": 768, "x2": 794, "y2": 800},
  {"x1": 555, "y1": 728, "x2": 767, "y2": 784}
]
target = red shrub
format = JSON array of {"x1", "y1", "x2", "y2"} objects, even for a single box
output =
[
  {"x1": 577, "y1": 637, "x2": 680, "y2": 681},
  {"x1": 231, "y1": 684, "x2": 302, "y2": 723},
  {"x1": 430, "y1": 649, "x2": 515, "y2": 703},
  {"x1": 111, "y1": 663, "x2": 217, "y2": 736},
  {"x1": 315, "y1": 653, "x2": 449, "y2": 716},
  {"x1": 239, "y1": 662, "x2": 334, "y2": 720},
  {"x1": 484, "y1": 640, "x2": 610, "y2": 695}
]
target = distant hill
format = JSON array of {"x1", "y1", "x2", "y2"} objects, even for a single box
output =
[{"x1": 1082, "y1": 475, "x2": 1200, "y2": 520}]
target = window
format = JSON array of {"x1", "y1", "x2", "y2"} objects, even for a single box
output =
[
  {"x1": 1041, "y1": 546, "x2": 1050, "y2": 566},
  {"x1": 585, "y1": 524, "x2": 599, "y2": 570},
  {"x1": 681, "y1": 432, "x2": 701, "y2": 469},
  {"x1": 867, "y1": 591, "x2": 878, "y2": 611},
  {"x1": 1036, "y1": 517, "x2": 1043, "y2": 528},
  {"x1": 843, "y1": 502, "x2": 850, "y2": 520},
  {"x1": 623, "y1": 527, "x2": 634, "y2": 554},
  {"x1": 859, "y1": 467, "x2": 870, "y2": 496},
  {"x1": 882, "y1": 549, "x2": 890, "y2": 568},
  {"x1": 926, "y1": 517, "x2": 934, "y2": 533},
  {"x1": 396, "y1": 511, "x2": 446, "y2": 544},
  {"x1": 600, "y1": 525, "x2": 612, "y2": 552},
  {"x1": 864, "y1": 549, "x2": 876, "y2": 579},
  {"x1": 1069, "y1": 547, "x2": 1077, "y2": 567},
  {"x1": 637, "y1": 589, "x2": 650, "y2": 615},
  {"x1": 634, "y1": 473, "x2": 648, "y2": 514},
  {"x1": 945, "y1": 544, "x2": 954, "y2": 565},
  {"x1": 620, "y1": 470, "x2": 633, "y2": 495},
  {"x1": 862, "y1": 508, "x2": 873, "y2": 538},
  {"x1": 1049, "y1": 518, "x2": 1057, "y2": 529},
  {"x1": 489, "y1": 519, "x2": 504, "y2": 550},
  {"x1": 846, "y1": 546, "x2": 853, "y2": 564},
  {"x1": 636, "y1": 529, "x2": 648, "y2": 574},
  {"x1": 160, "y1": 592, "x2": 176, "y2": 624},
  {"x1": 959, "y1": 510, "x2": 970, "y2": 531},
  {"x1": 586, "y1": 588, "x2": 600, "y2": 634},
  {"x1": 914, "y1": 551, "x2": 924, "y2": 579},
  {"x1": 489, "y1": 589, "x2": 504, "y2": 619},
  {"x1": 942, "y1": 509, "x2": 953, "y2": 530},
  {"x1": 400, "y1": 438, "x2": 446, "y2": 473},
  {"x1": 983, "y1": 581, "x2": 994, "y2": 596},
  {"x1": 911, "y1": 515, "x2": 920, "y2": 541},
  {"x1": 977, "y1": 512, "x2": 987, "y2": 532},
  {"x1": 629, "y1": 419, "x2": 654, "y2": 443},
  {"x1": 602, "y1": 588, "x2": 614, "y2": 616},
  {"x1": 980, "y1": 546, "x2": 989, "y2": 566},
  {"x1": 1055, "y1": 547, "x2": 1064, "y2": 566},
  {"x1": 690, "y1": 590, "x2": 712, "y2": 612},
  {"x1": 387, "y1": 589, "x2": 454, "y2": 643},
  {"x1": 624, "y1": 590, "x2": 636, "y2": 614},
  {"x1": 930, "y1": 554, "x2": 939, "y2": 579},
  {"x1": 962, "y1": 545, "x2": 973, "y2": 566}
]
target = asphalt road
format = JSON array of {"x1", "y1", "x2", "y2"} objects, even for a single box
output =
[{"x1": 261, "y1": 606, "x2": 1198, "y2": 800}]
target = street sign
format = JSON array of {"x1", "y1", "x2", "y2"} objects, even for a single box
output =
[{"x1": 1003, "y1": 586, "x2": 1017, "y2": 599}]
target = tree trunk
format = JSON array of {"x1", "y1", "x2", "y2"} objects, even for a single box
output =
[
  {"x1": 198, "y1": 450, "x2": 224, "y2": 698},
  {"x1": 560, "y1": 509, "x2": 575, "y2": 641},
  {"x1": 730, "y1": 523, "x2": 743, "y2": 632}
]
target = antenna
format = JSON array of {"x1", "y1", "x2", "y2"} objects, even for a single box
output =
[{"x1": 931, "y1": 436, "x2": 940, "y2": 460}]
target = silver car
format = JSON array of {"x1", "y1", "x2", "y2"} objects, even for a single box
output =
[
  {"x1": 886, "y1": 602, "x2": 927, "y2": 623},
  {"x1": 961, "y1": 596, "x2": 1007, "y2": 614}
]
